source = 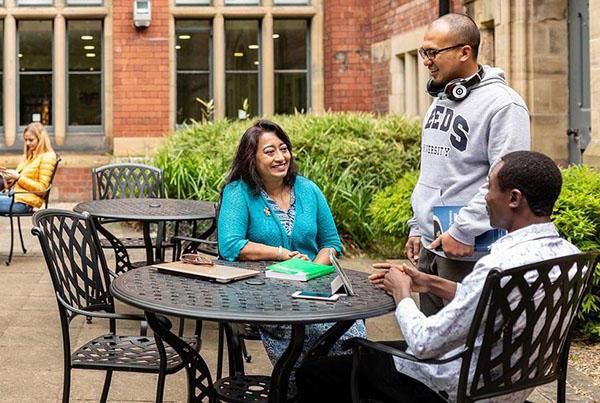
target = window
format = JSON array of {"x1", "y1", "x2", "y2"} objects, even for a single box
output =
[
  {"x1": 18, "y1": 0, "x2": 53, "y2": 5},
  {"x1": 176, "y1": 20, "x2": 212, "y2": 124},
  {"x1": 66, "y1": 0, "x2": 103, "y2": 5},
  {"x1": 274, "y1": 19, "x2": 309, "y2": 114},
  {"x1": 225, "y1": 20, "x2": 259, "y2": 119},
  {"x1": 225, "y1": 0, "x2": 259, "y2": 5},
  {"x1": 68, "y1": 20, "x2": 103, "y2": 127},
  {"x1": 19, "y1": 20, "x2": 53, "y2": 126},
  {"x1": 274, "y1": 0, "x2": 308, "y2": 4},
  {"x1": 175, "y1": 0, "x2": 210, "y2": 4}
]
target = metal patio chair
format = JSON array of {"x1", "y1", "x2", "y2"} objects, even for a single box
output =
[
  {"x1": 343, "y1": 252, "x2": 598, "y2": 403},
  {"x1": 1, "y1": 155, "x2": 61, "y2": 266},
  {"x1": 92, "y1": 163, "x2": 166, "y2": 267},
  {"x1": 32, "y1": 209, "x2": 200, "y2": 403}
]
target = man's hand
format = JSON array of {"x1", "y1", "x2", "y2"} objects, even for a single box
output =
[
  {"x1": 382, "y1": 266, "x2": 412, "y2": 304},
  {"x1": 405, "y1": 236, "x2": 421, "y2": 265},
  {"x1": 429, "y1": 232, "x2": 474, "y2": 258}
]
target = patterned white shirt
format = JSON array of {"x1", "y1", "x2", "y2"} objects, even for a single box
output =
[{"x1": 394, "y1": 223, "x2": 580, "y2": 402}]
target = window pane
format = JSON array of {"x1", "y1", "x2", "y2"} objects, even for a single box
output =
[
  {"x1": 176, "y1": 20, "x2": 210, "y2": 71},
  {"x1": 275, "y1": 73, "x2": 307, "y2": 114},
  {"x1": 274, "y1": 0, "x2": 308, "y2": 4},
  {"x1": 18, "y1": 0, "x2": 53, "y2": 5},
  {"x1": 226, "y1": 20, "x2": 259, "y2": 71},
  {"x1": 19, "y1": 20, "x2": 53, "y2": 71},
  {"x1": 225, "y1": 73, "x2": 258, "y2": 119},
  {"x1": 67, "y1": 0, "x2": 103, "y2": 5},
  {"x1": 274, "y1": 20, "x2": 307, "y2": 70},
  {"x1": 175, "y1": 0, "x2": 209, "y2": 4},
  {"x1": 20, "y1": 74, "x2": 52, "y2": 125},
  {"x1": 177, "y1": 73, "x2": 210, "y2": 124},
  {"x1": 225, "y1": 0, "x2": 259, "y2": 5},
  {"x1": 68, "y1": 20, "x2": 102, "y2": 71},
  {"x1": 69, "y1": 74, "x2": 101, "y2": 125}
]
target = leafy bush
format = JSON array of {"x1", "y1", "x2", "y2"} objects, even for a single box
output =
[
  {"x1": 152, "y1": 113, "x2": 421, "y2": 250},
  {"x1": 552, "y1": 165, "x2": 600, "y2": 339},
  {"x1": 368, "y1": 170, "x2": 419, "y2": 257}
]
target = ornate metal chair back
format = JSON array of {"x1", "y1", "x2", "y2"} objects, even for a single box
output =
[
  {"x1": 92, "y1": 163, "x2": 165, "y2": 200},
  {"x1": 32, "y1": 209, "x2": 114, "y2": 321},
  {"x1": 458, "y1": 252, "x2": 598, "y2": 402}
]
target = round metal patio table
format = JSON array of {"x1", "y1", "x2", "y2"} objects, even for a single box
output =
[
  {"x1": 110, "y1": 261, "x2": 396, "y2": 403},
  {"x1": 74, "y1": 198, "x2": 215, "y2": 265}
]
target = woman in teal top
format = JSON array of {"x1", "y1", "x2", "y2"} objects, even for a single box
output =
[{"x1": 218, "y1": 119, "x2": 366, "y2": 369}]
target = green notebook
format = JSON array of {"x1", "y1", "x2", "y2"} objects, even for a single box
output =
[{"x1": 265, "y1": 259, "x2": 335, "y2": 281}]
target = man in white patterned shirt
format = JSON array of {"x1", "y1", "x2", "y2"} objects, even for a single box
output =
[{"x1": 296, "y1": 151, "x2": 579, "y2": 402}]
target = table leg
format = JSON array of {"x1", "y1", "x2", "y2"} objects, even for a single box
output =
[
  {"x1": 142, "y1": 222, "x2": 154, "y2": 265},
  {"x1": 269, "y1": 324, "x2": 305, "y2": 403},
  {"x1": 145, "y1": 312, "x2": 214, "y2": 403},
  {"x1": 224, "y1": 323, "x2": 246, "y2": 377}
]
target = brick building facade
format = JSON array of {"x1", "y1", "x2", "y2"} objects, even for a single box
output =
[{"x1": 0, "y1": 0, "x2": 597, "y2": 201}]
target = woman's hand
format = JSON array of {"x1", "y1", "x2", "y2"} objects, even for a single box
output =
[
  {"x1": 287, "y1": 250, "x2": 310, "y2": 261},
  {"x1": 2, "y1": 169, "x2": 20, "y2": 182}
]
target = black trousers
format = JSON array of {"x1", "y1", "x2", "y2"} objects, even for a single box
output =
[
  {"x1": 418, "y1": 247, "x2": 475, "y2": 316},
  {"x1": 296, "y1": 342, "x2": 446, "y2": 403}
]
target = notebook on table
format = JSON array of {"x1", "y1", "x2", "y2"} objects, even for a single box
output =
[{"x1": 153, "y1": 261, "x2": 260, "y2": 283}]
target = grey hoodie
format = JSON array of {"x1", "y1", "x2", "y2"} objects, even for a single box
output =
[{"x1": 408, "y1": 65, "x2": 531, "y2": 245}]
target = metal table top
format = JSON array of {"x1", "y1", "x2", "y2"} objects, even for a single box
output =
[
  {"x1": 74, "y1": 198, "x2": 215, "y2": 221},
  {"x1": 110, "y1": 261, "x2": 396, "y2": 325}
]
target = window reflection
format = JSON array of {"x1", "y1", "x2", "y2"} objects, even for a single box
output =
[
  {"x1": 68, "y1": 20, "x2": 102, "y2": 126},
  {"x1": 19, "y1": 20, "x2": 53, "y2": 126},
  {"x1": 225, "y1": 20, "x2": 259, "y2": 119},
  {"x1": 176, "y1": 20, "x2": 211, "y2": 124}
]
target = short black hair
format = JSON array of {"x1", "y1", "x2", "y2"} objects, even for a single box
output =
[
  {"x1": 497, "y1": 151, "x2": 562, "y2": 217},
  {"x1": 436, "y1": 13, "x2": 480, "y2": 59},
  {"x1": 225, "y1": 119, "x2": 298, "y2": 194}
]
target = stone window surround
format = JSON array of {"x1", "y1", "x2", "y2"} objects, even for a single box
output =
[
  {"x1": 169, "y1": 0, "x2": 324, "y2": 123},
  {"x1": 387, "y1": 26, "x2": 431, "y2": 119},
  {"x1": 0, "y1": 0, "x2": 111, "y2": 148}
]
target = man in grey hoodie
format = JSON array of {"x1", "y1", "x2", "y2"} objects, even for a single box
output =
[{"x1": 406, "y1": 13, "x2": 530, "y2": 315}]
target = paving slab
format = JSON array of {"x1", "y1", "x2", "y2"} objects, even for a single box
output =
[{"x1": 0, "y1": 202, "x2": 598, "y2": 402}]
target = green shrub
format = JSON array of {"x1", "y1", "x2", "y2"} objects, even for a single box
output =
[
  {"x1": 152, "y1": 113, "x2": 421, "y2": 250},
  {"x1": 552, "y1": 165, "x2": 600, "y2": 340},
  {"x1": 368, "y1": 170, "x2": 419, "y2": 257}
]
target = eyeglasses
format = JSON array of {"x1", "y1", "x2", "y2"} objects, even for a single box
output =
[{"x1": 418, "y1": 44, "x2": 466, "y2": 60}]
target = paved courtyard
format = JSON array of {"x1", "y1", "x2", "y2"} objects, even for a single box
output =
[{"x1": 0, "y1": 202, "x2": 598, "y2": 402}]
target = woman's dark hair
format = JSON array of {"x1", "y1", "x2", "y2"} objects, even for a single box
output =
[
  {"x1": 225, "y1": 119, "x2": 298, "y2": 194},
  {"x1": 497, "y1": 151, "x2": 562, "y2": 217}
]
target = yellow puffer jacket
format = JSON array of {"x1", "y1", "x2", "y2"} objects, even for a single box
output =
[{"x1": 14, "y1": 152, "x2": 57, "y2": 208}]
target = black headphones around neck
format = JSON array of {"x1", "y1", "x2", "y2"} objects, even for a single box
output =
[{"x1": 426, "y1": 65, "x2": 485, "y2": 102}]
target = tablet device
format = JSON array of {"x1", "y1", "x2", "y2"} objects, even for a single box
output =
[{"x1": 329, "y1": 250, "x2": 355, "y2": 296}]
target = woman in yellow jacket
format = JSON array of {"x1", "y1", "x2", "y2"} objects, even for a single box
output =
[{"x1": 0, "y1": 122, "x2": 57, "y2": 213}]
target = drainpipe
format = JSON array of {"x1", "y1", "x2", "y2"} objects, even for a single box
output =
[{"x1": 439, "y1": 0, "x2": 450, "y2": 16}]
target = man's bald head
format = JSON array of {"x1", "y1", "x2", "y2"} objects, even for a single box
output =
[{"x1": 431, "y1": 13, "x2": 480, "y2": 59}]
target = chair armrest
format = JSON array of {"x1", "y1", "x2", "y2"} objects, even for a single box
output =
[
  {"x1": 56, "y1": 293, "x2": 146, "y2": 321},
  {"x1": 342, "y1": 337, "x2": 466, "y2": 365}
]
